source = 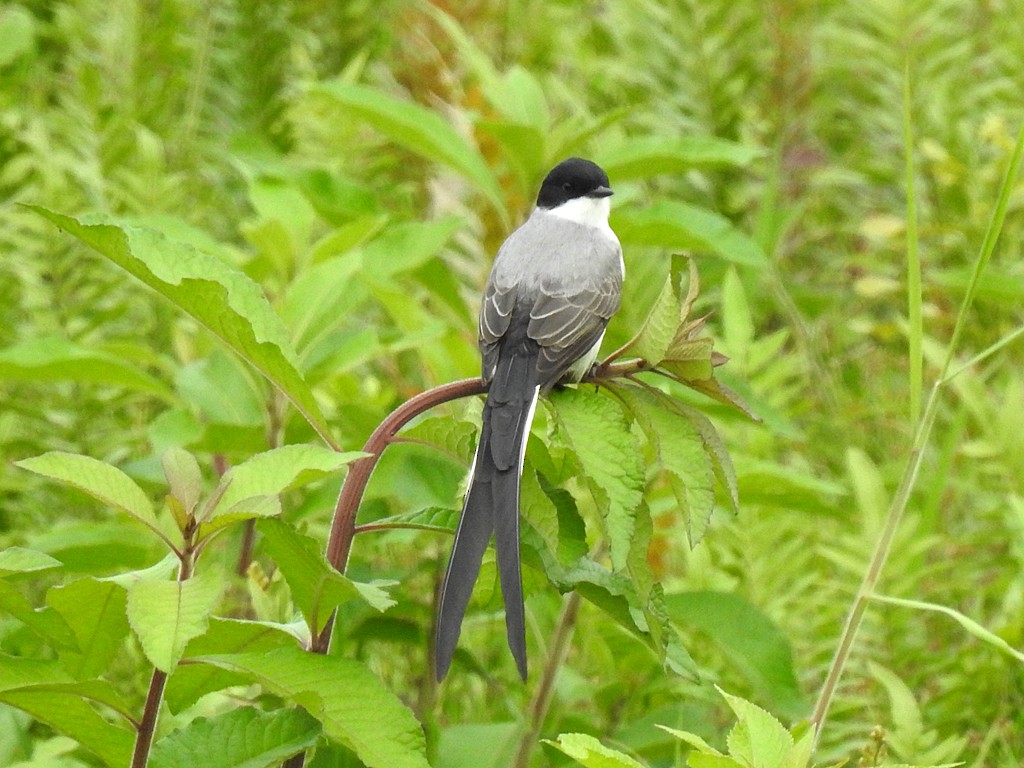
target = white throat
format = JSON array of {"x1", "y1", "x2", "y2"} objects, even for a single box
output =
[{"x1": 543, "y1": 195, "x2": 612, "y2": 231}]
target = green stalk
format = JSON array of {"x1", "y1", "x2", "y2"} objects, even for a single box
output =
[
  {"x1": 903, "y1": 58, "x2": 923, "y2": 426},
  {"x1": 810, "y1": 119, "x2": 1024, "y2": 744}
]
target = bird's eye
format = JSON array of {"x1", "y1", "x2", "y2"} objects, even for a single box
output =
[{"x1": 561, "y1": 182, "x2": 573, "y2": 192}]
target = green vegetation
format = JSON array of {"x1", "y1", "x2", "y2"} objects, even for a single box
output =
[{"x1": 1, "y1": 1, "x2": 1023, "y2": 767}]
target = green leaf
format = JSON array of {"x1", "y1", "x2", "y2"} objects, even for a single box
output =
[
  {"x1": 162, "y1": 447, "x2": 203, "y2": 517},
  {"x1": 627, "y1": 259, "x2": 684, "y2": 364},
  {"x1": 199, "y1": 496, "x2": 282, "y2": 540},
  {"x1": 0, "y1": 581, "x2": 77, "y2": 648},
  {"x1": 281, "y1": 254, "x2": 369, "y2": 356},
  {"x1": 196, "y1": 647, "x2": 430, "y2": 768},
  {"x1": 613, "y1": 202, "x2": 766, "y2": 267},
  {"x1": 315, "y1": 82, "x2": 506, "y2": 222},
  {"x1": 15, "y1": 452, "x2": 165, "y2": 542},
  {"x1": 211, "y1": 445, "x2": 367, "y2": 516},
  {"x1": 0, "y1": 547, "x2": 62, "y2": 578},
  {"x1": 870, "y1": 593, "x2": 1024, "y2": 664},
  {"x1": 614, "y1": 386, "x2": 716, "y2": 544},
  {"x1": 0, "y1": 335, "x2": 175, "y2": 400},
  {"x1": 0, "y1": 660, "x2": 135, "y2": 768},
  {"x1": 150, "y1": 707, "x2": 321, "y2": 768},
  {"x1": 166, "y1": 618, "x2": 299, "y2": 714},
  {"x1": 664, "y1": 592, "x2": 805, "y2": 720},
  {"x1": 27, "y1": 208, "x2": 337, "y2": 448},
  {"x1": 360, "y1": 217, "x2": 463, "y2": 280},
  {"x1": 602, "y1": 136, "x2": 761, "y2": 180},
  {"x1": 551, "y1": 389, "x2": 644, "y2": 571},
  {"x1": 46, "y1": 578, "x2": 130, "y2": 680},
  {"x1": 0, "y1": 5, "x2": 35, "y2": 68},
  {"x1": 126, "y1": 571, "x2": 221, "y2": 673},
  {"x1": 719, "y1": 689, "x2": 793, "y2": 768},
  {"x1": 396, "y1": 416, "x2": 477, "y2": 463},
  {"x1": 545, "y1": 733, "x2": 647, "y2": 768},
  {"x1": 257, "y1": 518, "x2": 394, "y2": 635},
  {"x1": 361, "y1": 506, "x2": 461, "y2": 534}
]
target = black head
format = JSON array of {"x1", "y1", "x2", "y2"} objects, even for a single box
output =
[{"x1": 535, "y1": 157, "x2": 613, "y2": 209}]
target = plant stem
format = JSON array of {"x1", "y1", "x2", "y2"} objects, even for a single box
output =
[
  {"x1": 511, "y1": 592, "x2": 582, "y2": 768},
  {"x1": 810, "y1": 119, "x2": 1024, "y2": 745},
  {"x1": 131, "y1": 549, "x2": 195, "y2": 768}
]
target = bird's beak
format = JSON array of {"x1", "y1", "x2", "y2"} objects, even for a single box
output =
[{"x1": 589, "y1": 185, "x2": 614, "y2": 198}]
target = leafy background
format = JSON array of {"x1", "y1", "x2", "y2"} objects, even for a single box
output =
[{"x1": 1, "y1": 0, "x2": 1023, "y2": 767}]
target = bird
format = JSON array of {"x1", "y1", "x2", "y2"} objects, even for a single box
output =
[{"x1": 435, "y1": 157, "x2": 624, "y2": 681}]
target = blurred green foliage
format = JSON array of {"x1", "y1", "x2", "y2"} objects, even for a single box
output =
[{"x1": 1, "y1": 0, "x2": 1023, "y2": 766}]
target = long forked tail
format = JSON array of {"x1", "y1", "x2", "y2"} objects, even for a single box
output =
[{"x1": 435, "y1": 355, "x2": 539, "y2": 681}]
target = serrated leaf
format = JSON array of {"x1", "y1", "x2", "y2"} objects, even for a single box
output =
[
  {"x1": 363, "y1": 506, "x2": 461, "y2": 534},
  {"x1": 628, "y1": 264, "x2": 682, "y2": 364},
  {"x1": 199, "y1": 495, "x2": 282, "y2": 540},
  {"x1": 602, "y1": 136, "x2": 761, "y2": 180},
  {"x1": 613, "y1": 201, "x2": 766, "y2": 267},
  {"x1": 46, "y1": 578, "x2": 130, "y2": 680},
  {"x1": 166, "y1": 618, "x2": 299, "y2": 714},
  {"x1": 0, "y1": 335, "x2": 176, "y2": 400},
  {"x1": 315, "y1": 82, "x2": 506, "y2": 222},
  {"x1": 719, "y1": 689, "x2": 793, "y2": 768},
  {"x1": 197, "y1": 648, "x2": 430, "y2": 768},
  {"x1": 614, "y1": 386, "x2": 716, "y2": 544},
  {"x1": 0, "y1": 547, "x2": 62, "y2": 578},
  {"x1": 211, "y1": 445, "x2": 367, "y2": 516},
  {"x1": 150, "y1": 707, "x2": 321, "y2": 768},
  {"x1": 15, "y1": 452, "x2": 165, "y2": 541},
  {"x1": 396, "y1": 417, "x2": 477, "y2": 462},
  {"x1": 162, "y1": 447, "x2": 203, "y2": 516},
  {"x1": 545, "y1": 733, "x2": 647, "y2": 768},
  {"x1": 126, "y1": 571, "x2": 222, "y2": 672},
  {"x1": 0, "y1": 681, "x2": 134, "y2": 767},
  {"x1": 257, "y1": 518, "x2": 394, "y2": 635},
  {"x1": 27, "y1": 208, "x2": 337, "y2": 448},
  {"x1": 551, "y1": 389, "x2": 644, "y2": 571}
]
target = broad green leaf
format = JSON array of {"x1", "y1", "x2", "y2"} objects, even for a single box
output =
[
  {"x1": 614, "y1": 386, "x2": 716, "y2": 544},
  {"x1": 396, "y1": 417, "x2": 477, "y2": 462},
  {"x1": 602, "y1": 136, "x2": 760, "y2": 180},
  {"x1": 199, "y1": 495, "x2": 281, "y2": 540},
  {"x1": 674, "y1": 402, "x2": 740, "y2": 514},
  {"x1": 197, "y1": 648, "x2": 430, "y2": 768},
  {"x1": 627, "y1": 259, "x2": 684, "y2": 364},
  {"x1": 720, "y1": 689, "x2": 793, "y2": 768},
  {"x1": 870, "y1": 593, "x2": 1024, "y2": 664},
  {"x1": 126, "y1": 571, "x2": 221, "y2": 673},
  {"x1": 688, "y1": 755, "x2": 746, "y2": 768},
  {"x1": 315, "y1": 82, "x2": 506, "y2": 221},
  {"x1": 46, "y1": 578, "x2": 130, "y2": 680},
  {"x1": 211, "y1": 444, "x2": 367, "y2": 516},
  {"x1": 0, "y1": 547, "x2": 62, "y2": 578},
  {"x1": 166, "y1": 618, "x2": 299, "y2": 714},
  {"x1": 176, "y1": 351, "x2": 265, "y2": 427},
  {"x1": 361, "y1": 506, "x2": 461, "y2": 534},
  {"x1": 15, "y1": 452, "x2": 164, "y2": 542},
  {"x1": 0, "y1": 335, "x2": 175, "y2": 400},
  {"x1": 545, "y1": 733, "x2": 647, "y2": 768},
  {"x1": 25, "y1": 520, "x2": 160, "y2": 574},
  {"x1": 257, "y1": 518, "x2": 394, "y2": 635},
  {"x1": 551, "y1": 389, "x2": 644, "y2": 571},
  {"x1": 281, "y1": 254, "x2": 369, "y2": 355},
  {"x1": 162, "y1": 447, "x2": 203, "y2": 517},
  {"x1": 0, "y1": 582, "x2": 76, "y2": 648},
  {"x1": 665, "y1": 592, "x2": 805, "y2": 720},
  {"x1": 0, "y1": 685, "x2": 134, "y2": 768},
  {"x1": 28, "y1": 208, "x2": 337, "y2": 448},
  {"x1": 149, "y1": 707, "x2": 321, "y2": 768},
  {"x1": 613, "y1": 202, "x2": 766, "y2": 267},
  {"x1": 359, "y1": 217, "x2": 463, "y2": 280}
]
